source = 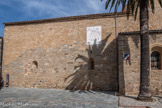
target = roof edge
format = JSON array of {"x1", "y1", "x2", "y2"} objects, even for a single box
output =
[
  {"x1": 4, "y1": 12, "x2": 127, "y2": 26},
  {"x1": 119, "y1": 30, "x2": 162, "y2": 35}
]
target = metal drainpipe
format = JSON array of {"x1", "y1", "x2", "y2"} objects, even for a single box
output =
[{"x1": 115, "y1": 13, "x2": 119, "y2": 92}]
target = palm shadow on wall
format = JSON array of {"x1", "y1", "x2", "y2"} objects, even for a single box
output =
[
  {"x1": 64, "y1": 31, "x2": 141, "y2": 94},
  {"x1": 64, "y1": 33, "x2": 119, "y2": 93}
]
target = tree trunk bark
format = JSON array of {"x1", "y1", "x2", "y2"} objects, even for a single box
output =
[{"x1": 138, "y1": 0, "x2": 152, "y2": 100}]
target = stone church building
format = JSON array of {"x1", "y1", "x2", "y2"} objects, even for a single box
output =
[{"x1": 2, "y1": 2, "x2": 162, "y2": 96}]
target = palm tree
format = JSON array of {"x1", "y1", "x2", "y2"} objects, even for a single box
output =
[{"x1": 102, "y1": 0, "x2": 162, "y2": 100}]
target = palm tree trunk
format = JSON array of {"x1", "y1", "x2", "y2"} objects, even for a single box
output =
[{"x1": 138, "y1": 0, "x2": 152, "y2": 100}]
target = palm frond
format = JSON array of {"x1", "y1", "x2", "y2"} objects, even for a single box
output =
[
  {"x1": 158, "y1": 0, "x2": 162, "y2": 7},
  {"x1": 150, "y1": 0, "x2": 155, "y2": 13},
  {"x1": 102, "y1": 0, "x2": 161, "y2": 20}
]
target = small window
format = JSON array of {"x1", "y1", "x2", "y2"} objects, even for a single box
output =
[
  {"x1": 33, "y1": 61, "x2": 38, "y2": 68},
  {"x1": 88, "y1": 58, "x2": 94, "y2": 70},
  {"x1": 151, "y1": 51, "x2": 161, "y2": 70}
]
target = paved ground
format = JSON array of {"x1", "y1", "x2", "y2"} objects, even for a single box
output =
[
  {"x1": 0, "y1": 88, "x2": 162, "y2": 108},
  {"x1": 0, "y1": 88, "x2": 118, "y2": 108},
  {"x1": 119, "y1": 96, "x2": 162, "y2": 108}
]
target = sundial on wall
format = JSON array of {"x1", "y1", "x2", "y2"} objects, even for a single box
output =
[{"x1": 86, "y1": 26, "x2": 102, "y2": 45}]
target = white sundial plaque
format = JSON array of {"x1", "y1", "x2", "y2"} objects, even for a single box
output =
[{"x1": 86, "y1": 26, "x2": 102, "y2": 45}]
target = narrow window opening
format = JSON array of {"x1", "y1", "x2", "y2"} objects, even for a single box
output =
[
  {"x1": 33, "y1": 61, "x2": 38, "y2": 68},
  {"x1": 151, "y1": 51, "x2": 161, "y2": 70},
  {"x1": 89, "y1": 58, "x2": 95, "y2": 70}
]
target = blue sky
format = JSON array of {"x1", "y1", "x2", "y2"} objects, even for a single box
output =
[{"x1": 0, "y1": 0, "x2": 121, "y2": 36}]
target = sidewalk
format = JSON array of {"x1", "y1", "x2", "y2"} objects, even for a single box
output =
[{"x1": 119, "y1": 95, "x2": 162, "y2": 108}]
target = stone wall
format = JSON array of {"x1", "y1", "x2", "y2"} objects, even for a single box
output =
[
  {"x1": 0, "y1": 37, "x2": 3, "y2": 87},
  {"x1": 3, "y1": 17, "x2": 120, "y2": 91},
  {"x1": 0, "y1": 38, "x2": 3, "y2": 73},
  {"x1": 118, "y1": 33, "x2": 140, "y2": 95},
  {"x1": 118, "y1": 32, "x2": 162, "y2": 96},
  {"x1": 3, "y1": 12, "x2": 141, "y2": 90}
]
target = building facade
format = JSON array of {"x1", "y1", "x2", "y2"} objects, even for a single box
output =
[{"x1": 2, "y1": 2, "x2": 162, "y2": 95}]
